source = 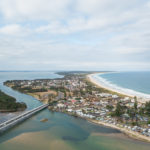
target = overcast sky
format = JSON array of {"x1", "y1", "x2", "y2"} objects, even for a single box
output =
[{"x1": 0, "y1": 0, "x2": 150, "y2": 71}]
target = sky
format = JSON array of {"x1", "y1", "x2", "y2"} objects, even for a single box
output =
[{"x1": 0, "y1": 0, "x2": 150, "y2": 71}]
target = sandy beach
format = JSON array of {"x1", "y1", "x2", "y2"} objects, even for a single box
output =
[
  {"x1": 89, "y1": 119, "x2": 150, "y2": 143},
  {"x1": 86, "y1": 73, "x2": 150, "y2": 142},
  {"x1": 87, "y1": 73, "x2": 150, "y2": 103}
]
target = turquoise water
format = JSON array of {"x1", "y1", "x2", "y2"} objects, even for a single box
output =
[
  {"x1": 99, "y1": 72, "x2": 150, "y2": 96},
  {"x1": 1, "y1": 109, "x2": 150, "y2": 150},
  {"x1": 0, "y1": 71, "x2": 150, "y2": 150}
]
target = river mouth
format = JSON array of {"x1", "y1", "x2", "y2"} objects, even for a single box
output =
[
  {"x1": 0, "y1": 71, "x2": 63, "y2": 123},
  {"x1": 1, "y1": 110, "x2": 150, "y2": 150},
  {"x1": 0, "y1": 71, "x2": 150, "y2": 150}
]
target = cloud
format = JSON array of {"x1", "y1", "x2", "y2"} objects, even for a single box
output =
[
  {"x1": 0, "y1": 0, "x2": 150, "y2": 71},
  {"x1": 0, "y1": 0, "x2": 71, "y2": 20},
  {"x1": 0, "y1": 24, "x2": 31, "y2": 36},
  {"x1": 36, "y1": 17, "x2": 109, "y2": 34}
]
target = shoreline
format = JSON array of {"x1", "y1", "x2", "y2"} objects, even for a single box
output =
[
  {"x1": 87, "y1": 73, "x2": 150, "y2": 103},
  {"x1": 88, "y1": 119, "x2": 150, "y2": 143},
  {"x1": 87, "y1": 73, "x2": 133, "y2": 97},
  {"x1": 4, "y1": 72, "x2": 150, "y2": 143},
  {"x1": 86, "y1": 73, "x2": 150, "y2": 143},
  {"x1": 49, "y1": 108, "x2": 150, "y2": 143},
  {"x1": 35, "y1": 96, "x2": 150, "y2": 143}
]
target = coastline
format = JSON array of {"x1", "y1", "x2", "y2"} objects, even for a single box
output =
[
  {"x1": 4, "y1": 72, "x2": 150, "y2": 143},
  {"x1": 87, "y1": 73, "x2": 150, "y2": 103},
  {"x1": 87, "y1": 73, "x2": 133, "y2": 97},
  {"x1": 88, "y1": 119, "x2": 150, "y2": 143},
  {"x1": 86, "y1": 73, "x2": 150, "y2": 142},
  {"x1": 29, "y1": 91, "x2": 150, "y2": 143},
  {"x1": 48, "y1": 108, "x2": 150, "y2": 143}
]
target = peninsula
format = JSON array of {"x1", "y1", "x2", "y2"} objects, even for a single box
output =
[{"x1": 4, "y1": 71, "x2": 150, "y2": 142}]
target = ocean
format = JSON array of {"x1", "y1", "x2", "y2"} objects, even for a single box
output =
[
  {"x1": 0, "y1": 71, "x2": 150, "y2": 150},
  {"x1": 93, "y1": 71, "x2": 150, "y2": 98}
]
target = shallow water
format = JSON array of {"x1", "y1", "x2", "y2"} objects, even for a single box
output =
[
  {"x1": 0, "y1": 71, "x2": 150, "y2": 150},
  {"x1": 1, "y1": 110, "x2": 150, "y2": 150}
]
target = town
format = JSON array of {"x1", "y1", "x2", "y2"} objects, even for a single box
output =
[{"x1": 4, "y1": 72, "x2": 150, "y2": 139}]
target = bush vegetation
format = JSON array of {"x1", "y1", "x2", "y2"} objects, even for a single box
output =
[{"x1": 0, "y1": 90, "x2": 27, "y2": 112}]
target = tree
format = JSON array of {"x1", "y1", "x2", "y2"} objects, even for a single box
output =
[
  {"x1": 134, "y1": 99, "x2": 138, "y2": 110},
  {"x1": 134, "y1": 96, "x2": 138, "y2": 110},
  {"x1": 127, "y1": 108, "x2": 135, "y2": 122},
  {"x1": 115, "y1": 102, "x2": 124, "y2": 117},
  {"x1": 139, "y1": 107, "x2": 144, "y2": 115},
  {"x1": 145, "y1": 101, "x2": 150, "y2": 116},
  {"x1": 106, "y1": 105, "x2": 114, "y2": 111}
]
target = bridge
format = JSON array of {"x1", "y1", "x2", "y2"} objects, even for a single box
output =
[{"x1": 0, "y1": 104, "x2": 49, "y2": 133}]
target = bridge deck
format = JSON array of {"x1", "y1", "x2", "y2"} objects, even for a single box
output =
[{"x1": 0, "y1": 104, "x2": 49, "y2": 133}]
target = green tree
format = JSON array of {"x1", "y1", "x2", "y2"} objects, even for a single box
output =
[
  {"x1": 134, "y1": 99, "x2": 138, "y2": 110},
  {"x1": 106, "y1": 105, "x2": 114, "y2": 111},
  {"x1": 145, "y1": 101, "x2": 150, "y2": 116},
  {"x1": 115, "y1": 102, "x2": 124, "y2": 117}
]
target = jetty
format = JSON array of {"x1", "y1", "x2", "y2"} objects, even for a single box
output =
[{"x1": 0, "y1": 104, "x2": 49, "y2": 133}]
